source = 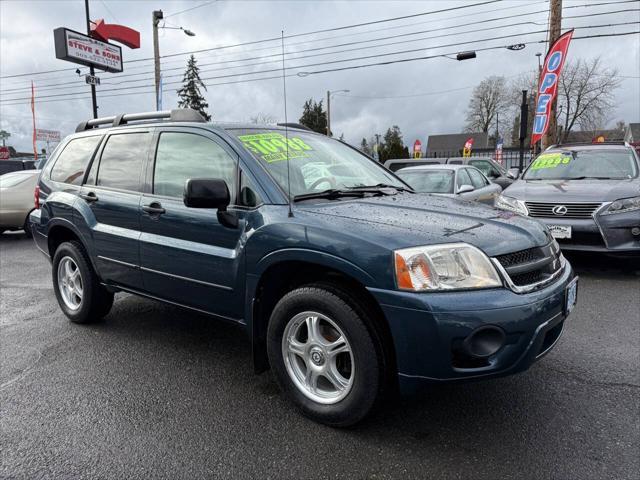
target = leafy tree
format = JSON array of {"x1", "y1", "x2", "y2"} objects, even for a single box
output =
[
  {"x1": 465, "y1": 76, "x2": 510, "y2": 133},
  {"x1": 299, "y1": 99, "x2": 327, "y2": 134},
  {"x1": 0, "y1": 129, "x2": 10, "y2": 147},
  {"x1": 250, "y1": 112, "x2": 277, "y2": 124},
  {"x1": 177, "y1": 55, "x2": 211, "y2": 121}
]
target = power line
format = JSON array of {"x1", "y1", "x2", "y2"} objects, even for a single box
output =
[
  {"x1": 2, "y1": 30, "x2": 637, "y2": 108},
  {"x1": 3, "y1": 29, "x2": 636, "y2": 107},
  {"x1": 164, "y1": 0, "x2": 219, "y2": 19}
]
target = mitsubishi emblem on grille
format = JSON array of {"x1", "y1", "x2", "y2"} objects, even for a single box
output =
[{"x1": 552, "y1": 205, "x2": 568, "y2": 216}]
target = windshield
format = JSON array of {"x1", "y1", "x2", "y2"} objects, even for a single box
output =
[
  {"x1": 524, "y1": 149, "x2": 638, "y2": 180},
  {"x1": 396, "y1": 169, "x2": 454, "y2": 193},
  {"x1": 232, "y1": 129, "x2": 405, "y2": 196}
]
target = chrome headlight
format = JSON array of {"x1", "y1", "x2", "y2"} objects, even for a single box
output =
[
  {"x1": 601, "y1": 196, "x2": 640, "y2": 215},
  {"x1": 394, "y1": 243, "x2": 502, "y2": 291},
  {"x1": 495, "y1": 194, "x2": 528, "y2": 216}
]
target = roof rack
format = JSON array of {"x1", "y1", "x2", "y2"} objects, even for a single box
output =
[
  {"x1": 276, "y1": 122, "x2": 311, "y2": 131},
  {"x1": 75, "y1": 108, "x2": 206, "y2": 133},
  {"x1": 546, "y1": 141, "x2": 628, "y2": 149}
]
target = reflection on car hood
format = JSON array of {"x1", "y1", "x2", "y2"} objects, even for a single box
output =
[
  {"x1": 504, "y1": 178, "x2": 640, "y2": 203},
  {"x1": 294, "y1": 192, "x2": 549, "y2": 256}
]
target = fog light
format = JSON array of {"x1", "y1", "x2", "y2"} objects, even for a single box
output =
[{"x1": 463, "y1": 326, "x2": 506, "y2": 358}]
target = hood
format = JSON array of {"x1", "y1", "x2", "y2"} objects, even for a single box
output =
[
  {"x1": 294, "y1": 193, "x2": 549, "y2": 257},
  {"x1": 504, "y1": 178, "x2": 640, "y2": 203}
]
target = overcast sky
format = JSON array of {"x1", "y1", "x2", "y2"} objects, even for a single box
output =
[{"x1": 1, "y1": 0, "x2": 638, "y2": 153}]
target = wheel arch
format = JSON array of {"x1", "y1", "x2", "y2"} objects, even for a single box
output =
[{"x1": 248, "y1": 252, "x2": 397, "y2": 387}]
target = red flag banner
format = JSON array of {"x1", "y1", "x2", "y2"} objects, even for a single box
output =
[
  {"x1": 531, "y1": 29, "x2": 574, "y2": 146},
  {"x1": 31, "y1": 81, "x2": 38, "y2": 161}
]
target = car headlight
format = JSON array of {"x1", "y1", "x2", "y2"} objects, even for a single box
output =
[
  {"x1": 601, "y1": 196, "x2": 640, "y2": 215},
  {"x1": 495, "y1": 194, "x2": 528, "y2": 215},
  {"x1": 394, "y1": 243, "x2": 502, "y2": 291}
]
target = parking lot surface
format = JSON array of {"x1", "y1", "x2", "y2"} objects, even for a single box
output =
[{"x1": 1, "y1": 233, "x2": 639, "y2": 479}]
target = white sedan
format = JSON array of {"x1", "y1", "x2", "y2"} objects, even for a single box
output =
[{"x1": 0, "y1": 170, "x2": 39, "y2": 237}]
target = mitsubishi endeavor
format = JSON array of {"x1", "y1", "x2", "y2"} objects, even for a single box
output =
[{"x1": 30, "y1": 109, "x2": 578, "y2": 426}]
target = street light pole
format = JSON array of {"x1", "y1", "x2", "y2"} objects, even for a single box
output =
[
  {"x1": 153, "y1": 10, "x2": 163, "y2": 111},
  {"x1": 326, "y1": 89, "x2": 350, "y2": 137},
  {"x1": 85, "y1": 0, "x2": 98, "y2": 119}
]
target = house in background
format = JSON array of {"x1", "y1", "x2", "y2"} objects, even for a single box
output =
[{"x1": 426, "y1": 132, "x2": 489, "y2": 157}]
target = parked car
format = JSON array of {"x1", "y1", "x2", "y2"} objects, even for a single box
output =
[
  {"x1": 0, "y1": 169, "x2": 39, "y2": 236},
  {"x1": 396, "y1": 164, "x2": 501, "y2": 205},
  {"x1": 0, "y1": 157, "x2": 37, "y2": 175},
  {"x1": 384, "y1": 157, "x2": 517, "y2": 189},
  {"x1": 496, "y1": 142, "x2": 640, "y2": 254},
  {"x1": 31, "y1": 109, "x2": 577, "y2": 426}
]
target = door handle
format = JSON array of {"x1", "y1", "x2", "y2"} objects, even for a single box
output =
[
  {"x1": 80, "y1": 192, "x2": 98, "y2": 203},
  {"x1": 142, "y1": 202, "x2": 166, "y2": 215}
]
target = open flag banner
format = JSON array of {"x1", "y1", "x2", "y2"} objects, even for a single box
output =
[{"x1": 531, "y1": 29, "x2": 574, "y2": 146}]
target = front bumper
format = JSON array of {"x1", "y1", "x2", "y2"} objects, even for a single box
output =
[
  {"x1": 368, "y1": 262, "x2": 574, "y2": 394},
  {"x1": 534, "y1": 209, "x2": 640, "y2": 253}
]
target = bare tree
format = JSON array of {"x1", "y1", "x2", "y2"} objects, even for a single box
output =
[
  {"x1": 556, "y1": 57, "x2": 621, "y2": 141},
  {"x1": 249, "y1": 112, "x2": 277, "y2": 124},
  {"x1": 464, "y1": 76, "x2": 510, "y2": 133}
]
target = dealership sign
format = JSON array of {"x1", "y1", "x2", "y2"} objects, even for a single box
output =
[
  {"x1": 0, "y1": 146, "x2": 10, "y2": 160},
  {"x1": 36, "y1": 129, "x2": 61, "y2": 142},
  {"x1": 531, "y1": 29, "x2": 574, "y2": 145},
  {"x1": 54, "y1": 27, "x2": 123, "y2": 73}
]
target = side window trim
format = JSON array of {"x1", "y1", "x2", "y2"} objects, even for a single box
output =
[{"x1": 49, "y1": 134, "x2": 104, "y2": 186}]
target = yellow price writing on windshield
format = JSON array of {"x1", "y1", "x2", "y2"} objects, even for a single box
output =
[
  {"x1": 530, "y1": 153, "x2": 571, "y2": 170},
  {"x1": 238, "y1": 133, "x2": 313, "y2": 162}
]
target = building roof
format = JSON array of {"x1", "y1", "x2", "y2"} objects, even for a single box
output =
[
  {"x1": 564, "y1": 129, "x2": 625, "y2": 143},
  {"x1": 426, "y1": 132, "x2": 489, "y2": 153}
]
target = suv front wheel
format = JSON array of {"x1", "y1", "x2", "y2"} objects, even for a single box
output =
[
  {"x1": 52, "y1": 241, "x2": 114, "y2": 323},
  {"x1": 267, "y1": 285, "x2": 384, "y2": 426}
]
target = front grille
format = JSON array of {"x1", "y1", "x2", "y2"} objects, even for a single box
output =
[
  {"x1": 495, "y1": 247, "x2": 544, "y2": 268},
  {"x1": 494, "y1": 242, "x2": 563, "y2": 291},
  {"x1": 525, "y1": 201, "x2": 602, "y2": 219}
]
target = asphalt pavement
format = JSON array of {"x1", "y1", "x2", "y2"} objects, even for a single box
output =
[{"x1": 1, "y1": 233, "x2": 639, "y2": 479}]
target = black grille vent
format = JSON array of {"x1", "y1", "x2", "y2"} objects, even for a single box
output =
[{"x1": 494, "y1": 242, "x2": 562, "y2": 291}]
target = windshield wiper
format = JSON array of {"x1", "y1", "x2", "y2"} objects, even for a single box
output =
[
  {"x1": 293, "y1": 189, "x2": 368, "y2": 202},
  {"x1": 565, "y1": 176, "x2": 615, "y2": 180},
  {"x1": 346, "y1": 183, "x2": 413, "y2": 192}
]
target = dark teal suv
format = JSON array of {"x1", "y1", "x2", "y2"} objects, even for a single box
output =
[{"x1": 30, "y1": 109, "x2": 578, "y2": 426}]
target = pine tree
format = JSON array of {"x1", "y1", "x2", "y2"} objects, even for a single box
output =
[
  {"x1": 177, "y1": 55, "x2": 211, "y2": 121},
  {"x1": 360, "y1": 138, "x2": 371, "y2": 155},
  {"x1": 299, "y1": 98, "x2": 327, "y2": 134}
]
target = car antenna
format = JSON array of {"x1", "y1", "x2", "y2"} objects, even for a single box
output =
[{"x1": 281, "y1": 30, "x2": 293, "y2": 218}]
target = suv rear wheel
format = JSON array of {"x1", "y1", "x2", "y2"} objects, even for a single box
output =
[
  {"x1": 267, "y1": 285, "x2": 383, "y2": 427},
  {"x1": 52, "y1": 241, "x2": 114, "y2": 323}
]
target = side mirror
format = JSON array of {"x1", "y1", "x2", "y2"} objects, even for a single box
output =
[
  {"x1": 507, "y1": 168, "x2": 520, "y2": 179},
  {"x1": 457, "y1": 184, "x2": 475, "y2": 194},
  {"x1": 184, "y1": 178, "x2": 238, "y2": 228}
]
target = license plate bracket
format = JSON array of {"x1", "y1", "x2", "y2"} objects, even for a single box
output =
[
  {"x1": 549, "y1": 225, "x2": 572, "y2": 239},
  {"x1": 565, "y1": 276, "x2": 578, "y2": 316}
]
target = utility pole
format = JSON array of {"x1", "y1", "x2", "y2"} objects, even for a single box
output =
[
  {"x1": 374, "y1": 133, "x2": 380, "y2": 162},
  {"x1": 518, "y1": 90, "x2": 529, "y2": 173},
  {"x1": 495, "y1": 111, "x2": 499, "y2": 147},
  {"x1": 326, "y1": 90, "x2": 331, "y2": 137},
  {"x1": 84, "y1": 0, "x2": 98, "y2": 119},
  {"x1": 543, "y1": 0, "x2": 562, "y2": 148},
  {"x1": 153, "y1": 10, "x2": 163, "y2": 111}
]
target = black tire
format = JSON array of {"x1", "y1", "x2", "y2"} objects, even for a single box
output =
[
  {"x1": 267, "y1": 285, "x2": 384, "y2": 427},
  {"x1": 52, "y1": 241, "x2": 114, "y2": 324},
  {"x1": 22, "y1": 213, "x2": 33, "y2": 238}
]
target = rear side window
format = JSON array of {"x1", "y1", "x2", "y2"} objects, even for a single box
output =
[
  {"x1": 50, "y1": 136, "x2": 102, "y2": 185},
  {"x1": 96, "y1": 133, "x2": 149, "y2": 191},
  {"x1": 468, "y1": 168, "x2": 489, "y2": 188},
  {"x1": 153, "y1": 132, "x2": 236, "y2": 198}
]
